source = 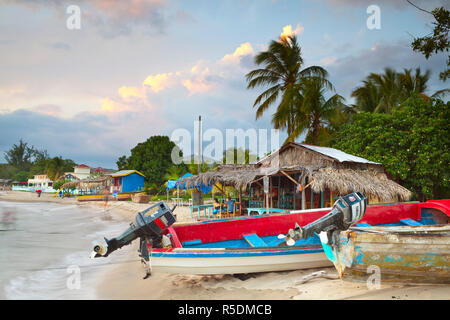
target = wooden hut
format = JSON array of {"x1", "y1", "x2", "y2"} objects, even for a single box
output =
[
  {"x1": 178, "y1": 142, "x2": 412, "y2": 212},
  {"x1": 61, "y1": 175, "x2": 112, "y2": 195}
]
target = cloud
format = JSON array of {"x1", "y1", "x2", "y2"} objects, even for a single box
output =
[
  {"x1": 46, "y1": 42, "x2": 71, "y2": 51},
  {"x1": 319, "y1": 56, "x2": 337, "y2": 66},
  {"x1": 280, "y1": 24, "x2": 304, "y2": 40},
  {"x1": 324, "y1": 0, "x2": 449, "y2": 10},
  {"x1": 2, "y1": 0, "x2": 172, "y2": 37},
  {"x1": 29, "y1": 104, "x2": 62, "y2": 117},
  {"x1": 220, "y1": 42, "x2": 254, "y2": 65},
  {"x1": 326, "y1": 40, "x2": 448, "y2": 101},
  {"x1": 117, "y1": 86, "x2": 145, "y2": 100},
  {"x1": 143, "y1": 72, "x2": 179, "y2": 93}
]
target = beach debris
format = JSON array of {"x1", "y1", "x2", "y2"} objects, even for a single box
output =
[{"x1": 294, "y1": 270, "x2": 339, "y2": 285}]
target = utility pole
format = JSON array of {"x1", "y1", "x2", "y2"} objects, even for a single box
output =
[{"x1": 198, "y1": 115, "x2": 202, "y2": 175}]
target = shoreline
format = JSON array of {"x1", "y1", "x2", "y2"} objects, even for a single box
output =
[{"x1": 1, "y1": 191, "x2": 449, "y2": 300}]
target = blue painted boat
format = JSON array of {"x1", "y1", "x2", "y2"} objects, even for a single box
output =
[
  {"x1": 317, "y1": 199, "x2": 450, "y2": 284},
  {"x1": 148, "y1": 199, "x2": 449, "y2": 275}
]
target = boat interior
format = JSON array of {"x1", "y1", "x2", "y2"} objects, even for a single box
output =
[{"x1": 165, "y1": 200, "x2": 450, "y2": 250}]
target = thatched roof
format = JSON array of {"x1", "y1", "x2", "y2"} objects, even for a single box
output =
[
  {"x1": 309, "y1": 167, "x2": 412, "y2": 202},
  {"x1": 61, "y1": 175, "x2": 112, "y2": 189},
  {"x1": 178, "y1": 164, "x2": 261, "y2": 190},
  {"x1": 177, "y1": 143, "x2": 412, "y2": 202}
]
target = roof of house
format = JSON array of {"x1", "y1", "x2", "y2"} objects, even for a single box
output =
[
  {"x1": 294, "y1": 143, "x2": 381, "y2": 165},
  {"x1": 110, "y1": 170, "x2": 146, "y2": 178},
  {"x1": 92, "y1": 167, "x2": 111, "y2": 173},
  {"x1": 74, "y1": 164, "x2": 90, "y2": 168}
]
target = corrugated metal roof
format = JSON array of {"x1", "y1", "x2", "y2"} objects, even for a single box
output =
[
  {"x1": 110, "y1": 170, "x2": 146, "y2": 178},
  {"x1": 298, "y1": 143, "x2": 381, "y2": 164}
]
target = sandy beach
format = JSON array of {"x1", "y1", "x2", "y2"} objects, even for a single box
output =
[{"x1": 1, "y1": 190, "x2": 448, "y2": 300}]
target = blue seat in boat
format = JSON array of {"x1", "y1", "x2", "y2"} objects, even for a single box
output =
[
  {"x1": 356, "y1": 223, "x2": 372, "y2": 227},
  {"x1": 243, "y1": 234, "x2": 268, "y2": 247},
  {"x1": 400, "y1": 219, "x2": 422, "y2": 226},
  {"x1": 182, "y1": 239, "x2": 202, "y2": 246}
]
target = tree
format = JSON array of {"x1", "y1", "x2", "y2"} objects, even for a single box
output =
[
  {"x1": 246, "y1": 35, "x2": 328, "y2": 137},
  {"x1": 45, "y1": 157, "x2": 76, "y2": 181},
  {"x1": 408, "y1": 1, "x2": 449, "y2": 81},
  {"x1": 330, "y1": 95, "x2": 449, "y2": 201},
  {"x1": 164, "y1": 165, "x2": 186, "y2": 181},
  {"x1": 119, "y1": 136, "x2": 186, "y2": 188},
  {"x1": 221, "y1": 147, "x2": 258, "y2": 165},
  {"x1": 116, "y1": 155, "x2": 129, "y2": 171},
  {"x1": 351, "y1": 67, "x2": 440, "y2": 113},
  {"x1": 277, "y1": 76, "x2": 346, "y2": 145},
  {"x1": 4, "y1": 139, "x2": 37, "y2": 170}
]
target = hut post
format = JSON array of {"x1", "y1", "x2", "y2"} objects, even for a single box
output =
[
  {"x1": 238, "y1": 187, "x2": 242, "y2": 215},
  {"x1": 301, "y1": 176, "x2": 306, "y2": 210}
]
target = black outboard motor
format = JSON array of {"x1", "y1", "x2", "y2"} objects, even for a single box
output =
[
  {"x1": 284, "y1": 192, "x2": 367, "y2": 246},
  {"x1": 90, "y1": 201, "x2": 176, "y2": 278}
]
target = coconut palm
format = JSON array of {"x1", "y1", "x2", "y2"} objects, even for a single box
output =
[
  {"x1": 246, "y1": 35, "x2": 328, "y2": 136},
  {"x1": 351, "y1": 67, "x2": 442, "y2": 113},
  {"x1": 46, "y1": 157, "x2": 67, "y2": 182},
  {"x1": 282, "y1": 77, "x2": 347, "y2": 146},
  {"x1": 164, "y1": 165, "x2": 185, "y2": 181}
]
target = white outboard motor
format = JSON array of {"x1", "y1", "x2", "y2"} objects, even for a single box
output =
[{"x1": 284, "y1": 192, "x2": 367, "y2": 245}]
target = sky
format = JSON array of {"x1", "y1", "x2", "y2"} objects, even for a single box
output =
[{"x1": 0, "y1": 0, "x2": 448, "y2": 169}]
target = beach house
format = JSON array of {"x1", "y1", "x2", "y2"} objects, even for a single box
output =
[
  {"x1": 178, "y1": 142, "x2": 412, "y2": 213},
  {"x1": 27, "y1": 174, "x2": 53, "y2": 189},
  {"x1": 110, "y1": 170, "x2": 145, "y2": 193},
  {"x1": 64, "y1": 164, "x2": 91, "y2": 181}
]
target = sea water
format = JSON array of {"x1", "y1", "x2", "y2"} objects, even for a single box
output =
[{"x1": 0, "y1": 200, "x2": 133, "y2": 299}]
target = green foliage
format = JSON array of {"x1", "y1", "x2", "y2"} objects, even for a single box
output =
[
  {"x1": 221, "y1": 147, "x2": 258, "y2": 165},
  {"x1": 53, "y1": 179, "x2": 68, "y2": 191},
  {"x1": 331, "y1": 95, "x2": 450, "y2": 200},
  {"x1": 4, "y1": 139, "x2": 46, "y2": 171},
  {"x1": 410, "y1": 6, "x2": 449, "y2": 81},
  {"x1": 351, "y1": 67, "x2": 435, "y2": 113},
  {"x1": 246, "y1": 35, "x2": 328, "y2": 137},
  {"x1": 117, "y1": 136, "x2": 187, "y2": 189},
  {"x1": 116, "y1": 155, "x2": 129, "y2": 171}
]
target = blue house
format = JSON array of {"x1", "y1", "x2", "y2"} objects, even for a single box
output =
[{"x1": 111, "y1": 170, "x2": 145, "y2": 193}]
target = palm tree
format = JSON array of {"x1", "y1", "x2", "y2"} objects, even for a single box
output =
[
  {"x1": 351, "y1": 67, "x2": 440, "y2": 113},
  {"x1": 246, "y1": 35, "x2": 328, "y2": 137},
  {"x1": 164, "y1": 165, "x2": 185, "y2": 181},
  {"x1": 46, "y1": 157, "x2": 66, "y2": 182},
  {"x1": 283, "y1": 77, "x2": 347, "y2": 145}
]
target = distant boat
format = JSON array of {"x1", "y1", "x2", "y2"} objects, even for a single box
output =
[
  {"x1": 76, "y1": 193, "x2": 139, "y2": 202},
  {"x1": 318, "y1": 200, "x2": 450, "y2": 284},
  {"x1": 149, "y1": 200, "x2": 449, "y2": 275}
]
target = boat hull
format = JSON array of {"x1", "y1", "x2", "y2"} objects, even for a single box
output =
[
  {"x1": 321, "y1": 225, "x2": 450, "y2": 284},
  {"x1": 150, "y1": 247, "x2": 332, "y2": 275}
]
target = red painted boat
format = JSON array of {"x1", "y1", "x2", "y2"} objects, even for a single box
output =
[{"x1": 148, "y1": 200, "x2": 450, "y2": 275}]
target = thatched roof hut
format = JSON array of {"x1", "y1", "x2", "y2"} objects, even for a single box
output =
[
  {"x1": 178, "y1": 142, "x2": 412, "y2": 204},
  {"x1": 180, "y1": 164, "x2": 261, "y2": 190},
  {"x1": 61, "y1": 175, "x2": 112, "y2": 189}
]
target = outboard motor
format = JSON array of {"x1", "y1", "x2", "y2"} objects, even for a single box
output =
[
  {"x1": 283, "y1": 192, "x2": 367, "y2": 246},
  {"x1": 91, "y1": 201, "x2": 176, "y2": 279}
]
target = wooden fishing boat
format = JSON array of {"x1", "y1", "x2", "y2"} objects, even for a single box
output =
[
  {"x1": 149, "y1": 200, "x2": 449, "y2": 275},
  {"x1": 76, "y1": 193, "x2": 137, "y2": 202},
  {"x1": 318, "y1": 199, "x2": 450, "y2": 284}
]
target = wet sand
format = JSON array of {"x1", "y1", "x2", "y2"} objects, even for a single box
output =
[{"x1": 1, "y1": 191, "x2": 449, "y2": 300}]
